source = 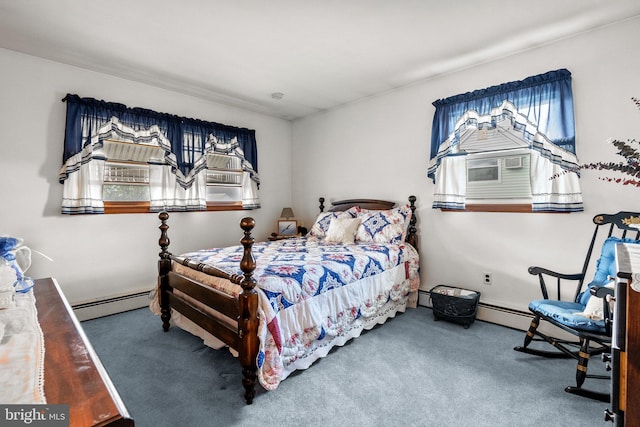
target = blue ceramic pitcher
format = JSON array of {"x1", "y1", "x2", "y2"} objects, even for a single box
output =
[{"x1": 0, "y1": 236, "x2": 33, "y2": 293}]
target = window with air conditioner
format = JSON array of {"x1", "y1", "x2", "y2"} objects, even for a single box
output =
[
  {"x1": 60, "y1": 94, "x2": 261, "y2": 214},
  {"x1": 205, "y1": 153, "x2": 244, "y2": 207},
  {"x1": 465, "y1": 150, "x2": 532, "y2": 203},
  {"x1": 103, "y1": 161, "x2": 150, "y2": 201},
  {"x1": 428, "y1": 69, "x2": 582, "y2": 213}
]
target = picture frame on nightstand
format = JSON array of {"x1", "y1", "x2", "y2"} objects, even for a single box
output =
[{"x1": 277, "y1": 219, "x2": 298, "y2": 236}]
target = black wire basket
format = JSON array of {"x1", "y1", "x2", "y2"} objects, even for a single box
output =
[{"x1": 429, "y1": 285, "x2": 481, "y2": 329}]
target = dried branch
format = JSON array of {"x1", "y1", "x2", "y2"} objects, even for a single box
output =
[{"x1": 551, "y1": 97, "x2": 640, "y2": 186}]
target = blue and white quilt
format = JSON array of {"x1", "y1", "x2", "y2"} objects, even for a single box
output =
[{"x1": 176, "y1": 236, "x2": 420, "y2": 390}]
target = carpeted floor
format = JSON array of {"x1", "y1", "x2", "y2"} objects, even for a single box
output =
[{"x1": 82, "y1": 306, "x2": 610, "y2": 427}]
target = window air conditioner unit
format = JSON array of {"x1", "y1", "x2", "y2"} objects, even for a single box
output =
[{"x1": 504, "y1": 157, "x2": 523, "y2": 169}]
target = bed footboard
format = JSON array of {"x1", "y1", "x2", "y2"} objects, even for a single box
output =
[{"x1": 157, "y1": 213, "x2": 259, "y2": 404}]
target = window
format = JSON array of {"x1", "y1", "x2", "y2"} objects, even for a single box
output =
[
  {"x1": 205, "y1": 153, "x2": 244, "y2": 208},
  {"x1": 428, "y1": 69, "x2": 582, "y2": 213},
  {"x1": 467, "y1": 158, "x2": 499, "y2": 182},
  {"x1": 463, "y1": 149, "x2": 532, "y2": 207},
  {"x1": 103, "y1": 162, "x2": 151, "y2": 201},
  {"x1": 101, "y1": 139, "x2": 161, "y2": 210},
  {"x1": 92, "y1": 140, "x2": 247, "y2": 212},
  {"x1": 59, "y1": 95, "x2": 260, "y2": 214}
]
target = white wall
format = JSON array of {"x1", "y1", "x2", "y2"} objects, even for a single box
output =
[
  {"x1": 2, "y1": 16, "x2": 639, "y2": 318},
  {"x1": 0, "y1": 48, "x2": 291, "y2": 304},
  {"x1": 292, "y1": 17, "x2": 640, "y2": 314}
]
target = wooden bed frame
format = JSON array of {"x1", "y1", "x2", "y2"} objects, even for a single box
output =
[{"x1": 157, "y1": 196, "x2": 417, "y2": 404}]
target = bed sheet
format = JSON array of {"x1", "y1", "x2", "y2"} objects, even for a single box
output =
[{"x1": 152, "y1": 236, "x2": 420, "y2": 390}]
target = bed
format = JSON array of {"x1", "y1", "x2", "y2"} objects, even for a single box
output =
[{"x1": 151, "y1": 196, "x2": 420, "y2": 404}]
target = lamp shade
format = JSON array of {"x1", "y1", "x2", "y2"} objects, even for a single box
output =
[{"x1": 280, "y1": 207, "x2": 295, "y2": 219}]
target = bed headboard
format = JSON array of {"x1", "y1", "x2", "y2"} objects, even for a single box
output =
[
  {"x1": 323, "y1": 198, "x2": 395, "y2": 212},
  {"x1": 318, "y1": 196, "x2": 418, "y2": 251}
]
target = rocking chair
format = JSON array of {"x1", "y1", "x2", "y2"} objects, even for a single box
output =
[{"x1": 514, "y1": 211, "x2": 640, "y2": 402}]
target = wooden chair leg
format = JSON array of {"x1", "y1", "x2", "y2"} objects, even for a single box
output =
[
  {"x1": 565, "y1": 338, "x2": 611, "y2": 402},
  {"x1": 514, "y1": 315, "x2": 577, "y2": 358},
  {"x1": 575, "y1": 338, "x2": 590, "y2": 388},
  {"x1": 523, "y1": 315, "x2": 540, "y2": 348}
]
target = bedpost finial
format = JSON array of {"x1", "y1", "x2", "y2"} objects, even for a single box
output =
[
  {"x1": 239, "y1": 217, "x2": 256, "y2": 291},
  {"x1": 319, "y1": 197, "x2": 325, "y2": 212},
  {"x1": 406, "y1": 196, "x2": 418, "y2": 252},
  {"x1": 240, "y1": 217, "x2": 256, "y2": 232},
  {"x1": 158, "y1": 211, "x2": 170, "y2": 258}
]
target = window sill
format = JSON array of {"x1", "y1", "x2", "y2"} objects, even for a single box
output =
[
  {"x1": 460, "y1": 204, "x2": 532, "y2": 213},
  {"x1": 103, "y1": 201, "x2": 246, "y2": 214},
  {"x1": 442, "y1": 204, "x2": 568, "y2": 213},
  {"x1": 206, "y1": 202, "x2": 244, "y2": 211},
  {"x1": 104, "y1": 202, "x2": 151, "y2": 214}
]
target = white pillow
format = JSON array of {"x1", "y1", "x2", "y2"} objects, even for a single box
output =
[
  {"x1": 307, "y1": 207, "x2": 359, "y2": 238},
  {"x1": 325, "y1": 218, "x2": 361, "y2": 244},
  {"x1": 573, "y1": 281, "x2": 615, "y2": 320}
]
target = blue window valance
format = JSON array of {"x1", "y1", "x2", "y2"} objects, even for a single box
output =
[
  {"x1": 429, "y1": 69, "x2": 575, "y2": 181},
  {"x1": 58, "y1": 94, "x2": 260, "y2": 214},
  {"x1": 61, "y1": 94, "x2": 258, "y2": 180}
]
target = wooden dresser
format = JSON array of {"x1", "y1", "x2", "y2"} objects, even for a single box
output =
[
  {"x1": 34, "y1": 277, "x2": 134, "y2": 427},
  {"x1": 608, "y1": 246, "x2": 640, "y2": 426}
]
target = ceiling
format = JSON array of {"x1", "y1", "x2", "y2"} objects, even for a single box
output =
[{"x1": 1, "y1": 1, "x2": 640, "y2": 121}]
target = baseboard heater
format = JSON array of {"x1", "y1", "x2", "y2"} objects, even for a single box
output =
[
  {"x1": 418, "y1": 289, "x2": 531, "y2": 332},
  {"x1": 73, "y1": 289, "x2": 152, "y2": 321},
  {"x1": 417, "y1": 289, "x2": 576, "y2": 339}
]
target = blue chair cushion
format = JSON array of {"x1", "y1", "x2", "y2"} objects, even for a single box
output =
[
  {"x1": 529, "y1": 299, "x2": 606, "y2": 333},
  {"x1": 529, "y1": 235, "x2": 640, "y2": 335},
  {"x1": 577, "y1": 236, "x2": 640, "y2": 306}
]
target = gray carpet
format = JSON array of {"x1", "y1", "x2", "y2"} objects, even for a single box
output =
[{"x1": 82, "y1": 306, "x2": 610, "y2": 427}]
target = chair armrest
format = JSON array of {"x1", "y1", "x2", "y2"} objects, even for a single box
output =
[
  {"x1": 592, "y1": 286, "x2": 614, "y2": 298},
  {"x1": 527, "y1": 266, "x2": 584, "y2": 280},
  {"x1": 528, "y1": 266, "x2": 585, "y2": 300},
  {"x1": 591, "y1": 285, "x2": 615, "y2": 335}
]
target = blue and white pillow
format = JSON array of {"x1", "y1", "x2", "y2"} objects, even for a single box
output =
[
  {"x1": 307, "y1": 208, "x2": 358, "y2": 239},
  {"x1": 355, "y1": 204, "x2": 412, "y2": 244}
]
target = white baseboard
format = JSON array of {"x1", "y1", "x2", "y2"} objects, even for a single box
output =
[
  {"x1": 73, "y1": 289, "x2": 153, "y2": 321},
  {"x1": 476, "y1": 303, "x2": 532, "y2": 330},
  {"x1": 417, "y1": 289, "x2": 432, "y2": 308}
]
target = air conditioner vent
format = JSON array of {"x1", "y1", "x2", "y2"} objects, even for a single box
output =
[{"x1": 504, "y1": 157, "x2": 523, "y2": 169}]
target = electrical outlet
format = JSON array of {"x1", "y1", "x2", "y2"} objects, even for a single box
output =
[{"x1": 483, "y1": 272, "x2": 492, "y2": 285}]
